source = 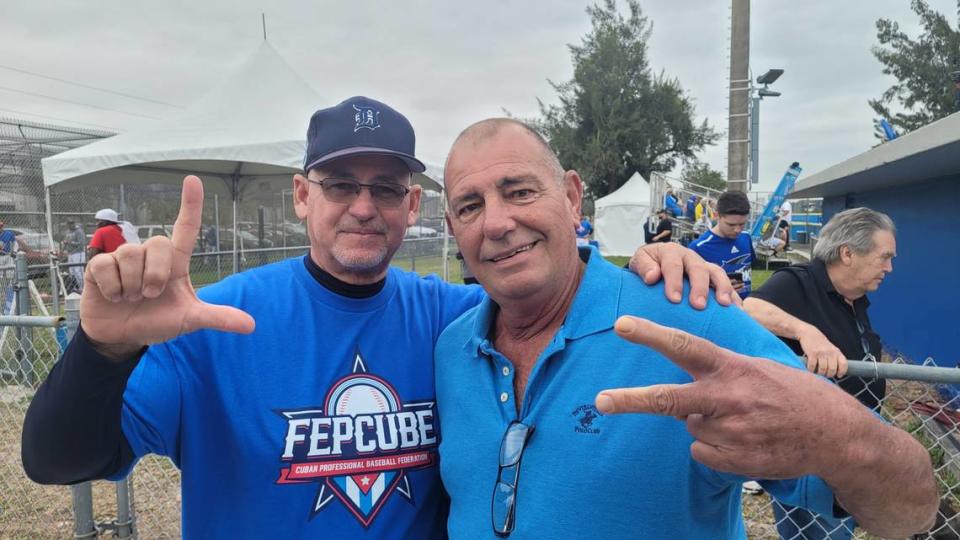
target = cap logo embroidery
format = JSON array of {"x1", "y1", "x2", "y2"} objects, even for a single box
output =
[{"x1": 353, "y1": 104, "x2": 381, "y2": 132}]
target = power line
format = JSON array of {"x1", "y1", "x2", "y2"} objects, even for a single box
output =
[
  {"x1": 0, "y1": 86, "x2": 162, "y2": 120},
  {"x1": 0, "y1": 63, "x2": 182, "y2": 108},
  {"x1": 0, "y1": 108, "x2": 119, "y2": 132}
]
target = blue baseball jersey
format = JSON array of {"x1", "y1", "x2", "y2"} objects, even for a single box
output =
[
  {"x1": 0, "y1": 229, "x2": 16, "y2": 254},
  {"x1": 691, "y1": 230, "x2": 756, "y2": 298},
  {"x1": 435, "y1": 247, "x2": 837, "y2": 539},
  {"x1": 575, "y1": 219, "x2": 593, "y2": 238},
  {"x1": 113, "y1": 257, "x2": 483, "y2": 538}
]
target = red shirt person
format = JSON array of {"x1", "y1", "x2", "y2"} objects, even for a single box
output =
[{"x1": 87, "y1": 209, "x2": 126, "y2": 257}]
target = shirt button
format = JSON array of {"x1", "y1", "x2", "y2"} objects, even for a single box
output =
[
  {"x1": 502, "y1": 366, "x2": 510, "y2": 376},
  {"x1": 500, "y1": 392, "x2": 509, "y2": 403}
]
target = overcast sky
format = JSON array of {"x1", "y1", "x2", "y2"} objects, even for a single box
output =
[{"x1": 2, "y1": 0, "x2": 954, "y2": 191}]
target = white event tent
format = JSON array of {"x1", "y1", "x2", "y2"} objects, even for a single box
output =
[
  {"x1": 41, "y1": 41, "x2": 444, "y2": 273},
  {"x1": 594, "y1": 171, "x2": 651, "y2": 256}
]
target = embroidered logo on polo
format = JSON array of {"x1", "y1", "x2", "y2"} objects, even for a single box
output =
[
  {"x1": 572, "y1": 404, "x2": 602, "y2": 434},
  {"x1": 275, "y1": 351, "x2": 438, "y2": 527},
  {"x1": 352, "y1": 104, "x2": 381, "y2": 132}
]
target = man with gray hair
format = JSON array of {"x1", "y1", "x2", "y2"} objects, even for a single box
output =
[{"x1": 744, "y1": 207, "x2": 897, "y2": 539}]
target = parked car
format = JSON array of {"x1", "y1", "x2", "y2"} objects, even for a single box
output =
[
  {"x1": 404, "y1": 225, "x2": 440, "y2": 239},
  {"x1": 212, "y1": 229, "x2": 274, "y2": 251},
  {"x1": 137, "y1": 224, "x2": 174, "y2": 241},
  {"x1": 274, "y1": 222, "x2": 308, "y2": 246}
]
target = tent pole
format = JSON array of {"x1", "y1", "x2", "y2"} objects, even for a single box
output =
[
  {"x1": 44, "y1": 186, "x2": 60, "y2": 316},
  {"x1": 441, "y1": 193, "x2": 449, "y2": 281},
  {"x1": 232, "y1": 177, "x2": 239, "y2": 274},
  {"x1": 230, "y1": 164, "x2": 243, "y2": 275},
  {"x1": 214, "y1": 194, "x2": 222, "y2": 280}
]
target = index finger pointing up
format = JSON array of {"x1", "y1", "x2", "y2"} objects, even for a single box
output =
[
  {"x1": 614, "y1": 316, "x2": 727, "y2": 379},
  {"x1": 171, "y1": 176, "x2": 204, "y2": 257}
]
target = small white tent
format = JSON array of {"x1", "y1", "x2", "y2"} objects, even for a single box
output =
[{"x1": 594, "y1": 171, "x2": 651, "y2": 256}]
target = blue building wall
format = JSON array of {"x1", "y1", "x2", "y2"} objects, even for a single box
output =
[{"x1": 821, "y1": 175, "x2": 959, "y2": 372}]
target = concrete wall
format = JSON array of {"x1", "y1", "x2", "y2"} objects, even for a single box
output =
[{"x1": 821, "y1": 175, "x2": 959, "y2": 372}]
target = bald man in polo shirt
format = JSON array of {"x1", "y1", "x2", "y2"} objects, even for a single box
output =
[{"x1": 435, "y1": 117, "x2": 936, "y2": 539}]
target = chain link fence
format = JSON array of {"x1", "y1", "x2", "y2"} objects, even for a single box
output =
[
  {"x1": 3, "y1": 263, "x2": 959, "y2": 540},
  {"x1": 7, "y1": 116, "x2": 956, "y2": 538},
  {"x1": 742, "y1": 356, "x2": 960, "y2": 539}
]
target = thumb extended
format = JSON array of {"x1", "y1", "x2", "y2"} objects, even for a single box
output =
[{"x1": 187, "y1": 303, "x2": 256, "y2": 335}]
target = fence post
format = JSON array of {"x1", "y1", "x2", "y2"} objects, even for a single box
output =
[
  {"x1": 14, "y1": 252, "x2": 34, "y2": 385},
  {"x1": 50, "y1": 257, "x2": 61, "y2": 316},
  {"x1": 64, "y1": 292, "x2": 81, "y2": 341},
  {"x1": 65, "y1": 292, "x2": 97, "y2": 538},
  {"x1": 71, "y1": 482, "x2": 97, "y2": 539},
  {"x1": 115, "y1": 477, "x2": 134, "y2": 538}
]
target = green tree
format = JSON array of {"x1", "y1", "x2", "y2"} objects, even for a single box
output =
[
  {"x1": 537, "y1": 0, "x2": 717, "y2": 197},
  {"x1": 681, "y1": 160, "x2": 726, "y2": 192},
  {"x1": 870, "y1": 0, "x2": 960, "y2": 137}
]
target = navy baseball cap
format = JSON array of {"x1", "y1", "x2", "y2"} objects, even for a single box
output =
[{"x1": 303, "y1": 96, "x2": 426, "y2": 173}]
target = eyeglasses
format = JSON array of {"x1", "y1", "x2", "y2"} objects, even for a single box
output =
[
  {"x1": 492, "y1": 421, "x2": 535, "y2": 537},
  {"x1": 855, "y1": 319, "x2": 872, "y2": 360},
  {"x1": 307, "y1": 177, "x2": 411, "y2": 208}
]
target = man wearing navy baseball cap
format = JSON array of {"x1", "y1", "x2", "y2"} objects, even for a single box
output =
[
  {"x1": 25, "y1": 96, "x2": 738, "y2": 538},
  {"x1": 292, "y1": 96, "x2": 427, "y2": 281}
]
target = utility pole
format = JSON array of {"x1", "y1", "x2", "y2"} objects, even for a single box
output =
[
  {"x1": 726, "y1": 0, "x2": 751, "y2": 193},
  {"x1": 955, "y1": 1, "x2": 960, "y2": 111}
]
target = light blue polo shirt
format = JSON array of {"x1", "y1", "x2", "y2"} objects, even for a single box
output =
[{"x1": 435, "y1": 247, "x2": 837, "y2": 539}]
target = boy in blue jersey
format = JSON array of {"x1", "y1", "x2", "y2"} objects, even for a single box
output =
[
  {"x1": 691, "y1": 190, "x2": 757, "y2": 298},
  {"x1": 21, "y1": 97, "x2": 737, "y2": 538},
  {"x1": 437, "y1": 118, "x2": 937, "y2": 539}
]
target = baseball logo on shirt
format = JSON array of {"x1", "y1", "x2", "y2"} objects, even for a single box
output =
[{"x1": 275, "y1": 351, "x2": 438, "y2": 527}]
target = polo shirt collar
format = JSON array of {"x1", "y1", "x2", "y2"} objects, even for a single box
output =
[
  {"x1": 467, "y1": 245, "x2": 621, "y2": 358},
  {"x1": 809, "y1": 259, "x2": 837, "y2": 294},
  {"x1": 809, "y1": 258, "x2": 871, "y2": 309},
  {"x1": 563, "y1": 245, "x2": 622, "y2": 339}
]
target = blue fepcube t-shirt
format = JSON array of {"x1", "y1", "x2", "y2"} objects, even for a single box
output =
[
  {"x1": 114, "y1": 257, "x2": 483, "y2": 538},
  {"x1": 691, "y1": 230, "x2": 756, "y2": 298},
  {"x1": 434, "y1": 247, "x2": 837, "y2": 539}
]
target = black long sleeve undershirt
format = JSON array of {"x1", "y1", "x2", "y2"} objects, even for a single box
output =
[
  {"x1": 21, "y1": 255, "x2": 385, "y2": 485},
  {"x1": 21, "y1": 326, "x2": 143, "y2": 484}
]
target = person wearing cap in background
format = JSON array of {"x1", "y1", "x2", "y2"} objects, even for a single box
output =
[
  {"x1": 0, "y1": 219, "x2": 28, "y2": 314},
  {"x1": 22, "y1": 97, "x2": 735, "y2": 538},
  {"x1": 644, "y1": 208, "x2": 673, "y2": 244},
  {"x1": 62, "y1": 219, "x2": 86, "y2": 293},
  {"x1": 87, "y1": 208, "x2": 126, "y2": 258}
]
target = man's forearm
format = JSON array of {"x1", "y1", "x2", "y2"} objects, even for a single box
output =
[
  {"x1": 21, "y1": 327, "x2": 142, "y2": 484},
  {"x1": 821, "y1": 407, "x2": 938, "y2": 536},
  {"x1": 742, "y1": 297, "x2": 812, "y2": 341}
]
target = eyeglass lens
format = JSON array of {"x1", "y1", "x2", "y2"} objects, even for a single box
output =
[
  {"x1": 492, "y1": 422, "x2": 533, "y2": 537},
  {"x1": 500, "y1": 423, "x2": 532, "y2": 466},
  {"x1": 319, "y1": 178, "x2": 409, "y2": 207},
  {"x1": 492, "y1": 477, "x2": 517, "y2": 535}
]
